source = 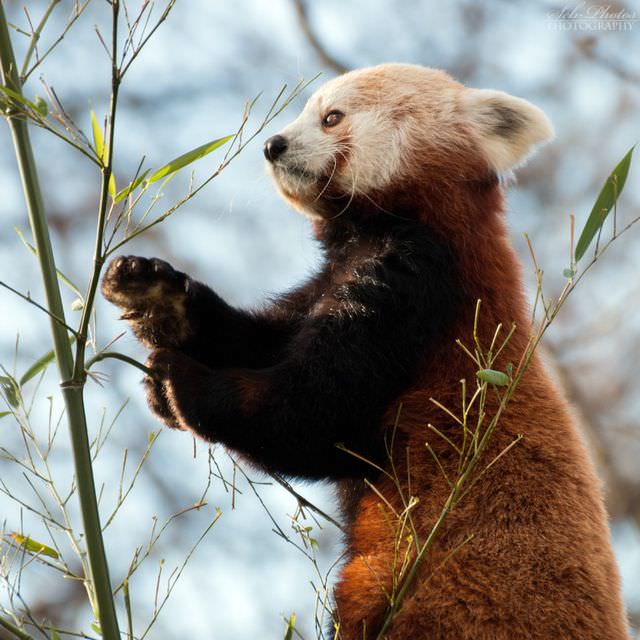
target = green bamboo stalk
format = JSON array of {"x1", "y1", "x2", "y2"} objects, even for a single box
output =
[
  {"x1": 72, "y1": 0, "x2": 120, "y2": 383},
  {"x1": 0, "y1": 614, "x2": 34, "y2": 640},
  {"x1": 0, "y1": 6, "x2": 121, "y2": 639}
]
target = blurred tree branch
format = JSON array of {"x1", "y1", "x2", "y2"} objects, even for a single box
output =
[
  {"x1": 291, "y1": 0, "x2": 348, "y2": 74},
  {"x1": 575, "y1": 36, "x2": 640, "y2": 86}
]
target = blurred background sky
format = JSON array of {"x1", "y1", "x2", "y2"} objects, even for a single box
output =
[{"x1": 1, "y1": 1, "x2": 639, "y2": 638}]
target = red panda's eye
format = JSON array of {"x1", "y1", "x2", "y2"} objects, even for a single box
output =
[{"x1": 322, "y1": 110, "x2": 344, "y2": 128}]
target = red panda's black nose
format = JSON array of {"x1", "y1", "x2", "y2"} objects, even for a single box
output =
[{"x1": 264, "y1": 135, "x2": 288, "y2": 162}]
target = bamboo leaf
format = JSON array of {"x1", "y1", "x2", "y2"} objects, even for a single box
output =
[
  {"x1": 476, "y1": 369, "x2": 510, "y2": 386},
  {"x1": 19, "y1": 353, "x2": 55, "y2": 386},
  {"x1": 9, "y1": 533, "x2": 59, "y2": 559},
  {"x1": 0, "y1": 411, "x2": 11, "y2": 419},
  {"x1": 115, "y1": 169, "x2": 149, "y2": 203},
  {"x1": 0, "y1": 84, "x2": 38, "y2": 111},
  {"x1": 20, "y1": 335, "x2": 76, "y2": 386},
  {"x1": 34, "y1": 95, "x2": 48, "y2": 117},
  {"x1": 91, "y1": 111, "x2": 116, "y2": 194},
  {"x1": 146, "y1": 134, "x2": 233, "y2": 185},
  {"x1": 574, "y1": 146, "x2": 635, "y2": 262},
  {"x1": 0, "y1": 374, "x2": 20, "y2": 407},
  {"x1": 108, "y1": 172, "x2": 116, "y2": 198},
  {"x1": 284, "y1": 614, "x2": 296, "y2": 640},
  {"x1": 91, "y1": 110, "x2": 107, "y2": 164},
  {"x1": 123, "y1": 578, "x2": 133, "y2": 639}
]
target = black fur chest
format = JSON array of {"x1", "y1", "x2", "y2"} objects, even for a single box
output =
[{"x1": 311, "y1": 239, "x2": 388, "y2": 318}]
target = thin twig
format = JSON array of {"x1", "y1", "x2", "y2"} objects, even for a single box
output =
[
  {"x1": 85, "y1": 351, "x2": 154, "y2": 378},
  {"x1": 0, "y1": 281, "x2": 78, "y2": 336},
  {"x1": 19, "y1": 0, "x2": 61, "y2": 80},
  {"x1": 269, "y1": 472, "x2": 345, "y2": 532}
]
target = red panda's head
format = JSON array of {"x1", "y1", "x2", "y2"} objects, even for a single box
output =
[{"x1": 264, "y1": 63, "x2": 553, "y2": 222}]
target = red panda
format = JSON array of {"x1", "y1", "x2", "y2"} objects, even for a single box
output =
[{"x1": 102, "y1": 63, "x2": 629, "y2": 639}]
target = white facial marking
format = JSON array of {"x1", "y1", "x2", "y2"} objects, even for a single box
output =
[
  {"x1": 265, "y1": 64, "x2": 554, "y2": 216},
  {"x1": 266, "y1": 70, "x2": 407, "y2": 210}
]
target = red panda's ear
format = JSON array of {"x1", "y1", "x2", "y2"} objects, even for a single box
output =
[{"x1": 463, "y1": 89, "x2": 554, "y2": 173}]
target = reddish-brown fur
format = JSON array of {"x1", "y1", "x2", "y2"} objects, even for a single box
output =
[
  {"x1": 103, "y1": 63, "x2": 630, "y2": 639},
  {"x1": 330, "y1": 167, "x2": 629, "y2": 638}
]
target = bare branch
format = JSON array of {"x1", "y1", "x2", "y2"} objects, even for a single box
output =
[{"x1": 291, "y1": 0, "x2": 349, "y2": 74}]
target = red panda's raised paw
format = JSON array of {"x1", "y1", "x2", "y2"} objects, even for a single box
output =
[
  {"x1": 101, "y1": 256, "x2": 193, "y2": 347},
  {"x1": 144, "y1": 348, "x2": 211, "y2": 433}
]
